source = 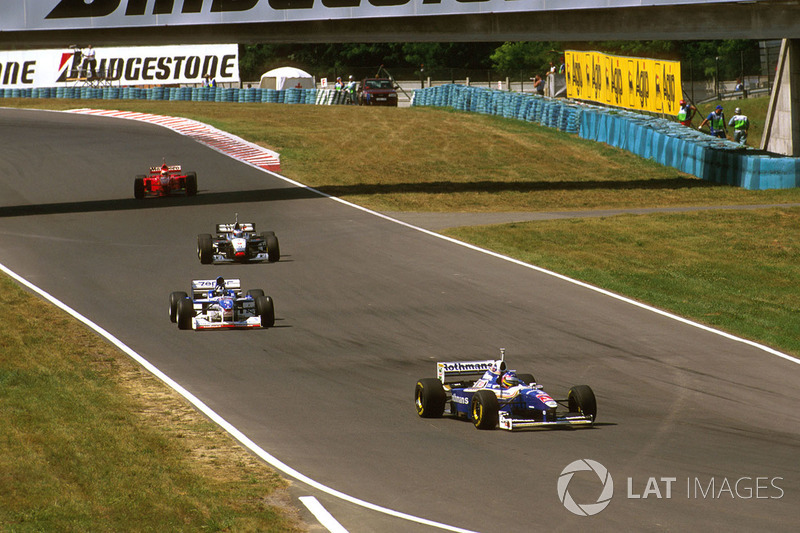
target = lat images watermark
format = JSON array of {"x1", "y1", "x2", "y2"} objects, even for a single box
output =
[
  {"x1": 557, "y1": 459, "x2": 614, "y2": 516},
  {"x1": 558, "y1": 460, "x2": 785, "y2": 516}
]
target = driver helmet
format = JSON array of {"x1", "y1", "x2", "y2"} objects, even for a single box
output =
[
  {"x1": 233, "y1": 222, "x2": 243, "y2": 238},
  {"x1": 679, "y1": 99, "x2": 686, "y2": 105},
  {"x1": 214, "y1": 276, "x2": 226, "y2": 294},
  {"x1": 735, "y1": 107, "x2": 741, "y2": 114},
  {"x1": 501, "y1": 371, "x2": 520, "y2": 389}
]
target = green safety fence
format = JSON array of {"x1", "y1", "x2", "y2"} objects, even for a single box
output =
[{"x1": 410, "y1": 84, "x2": 800, "y2": 190}]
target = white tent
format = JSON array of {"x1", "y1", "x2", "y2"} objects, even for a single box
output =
[{"x1": 259, "y1": 66, "x2": 314, "y2": 90}]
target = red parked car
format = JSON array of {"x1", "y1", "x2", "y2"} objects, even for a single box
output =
[
  {"x1": 134, "y1": 163, "x2": 197, "y2": 199},
  {"x1": 358, "y1": 78, "x2": 398, "y2": 106}
]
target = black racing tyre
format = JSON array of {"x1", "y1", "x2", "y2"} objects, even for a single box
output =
[
  {"x1": 176, "y1": 297, "x2": 194, "y2": 330},
  {"x1": 185, "y1": 171, "x2": 197, "y2": 196},
  {"x1": 264, "y1": 233, "x2": 280, "y2": 263},
  {"x1": 134, "y1": 176, "x2": 145, "y2": 199},
  {"x1": 255, "y1": 295, "x2": 275, "y2": 328},
  {"x1": 517, "y1": 373, "x2": 536, "y2": 386},
  {"x1": 471, "y1": 390, "x2": 499, "y2": 430},
  {"x1": 247, "y1": 289, "x2": 265, "y2": 299},
  {"x1": 568, "y1": 385, "x2": 597, "y2": 422},
  {"x1": 169, "y1": 291, "x2": 188, "y2": 323},
  {"x1": 414, "y1": 378, "x2": 446, "y2": 418},
  {"x1": 197, "y1": 233, "x2": 213, "y2": 264}
]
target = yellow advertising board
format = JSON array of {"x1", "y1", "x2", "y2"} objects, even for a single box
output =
[{"x1": 564, "y1": 51, "x2": 682, "y2": 116}]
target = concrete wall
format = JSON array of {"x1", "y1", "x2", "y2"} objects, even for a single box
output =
[{"x1": 762, "y1": 40, "x2": 800, "y2": 156}]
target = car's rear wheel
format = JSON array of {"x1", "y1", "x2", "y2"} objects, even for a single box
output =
[
  {"x1": 471, "y1": 390, "x2": 499, "y2": 430},
  {"x1": 517, "y1": 373, "x2": 536, "y2": 385},
  {"x1": 185, "y1": 172, "x2": 197, "y2": 196},
  {"x1": 263, "y1": 233, "x2": 280, "y2": 262},
  {"x1": 197, "y1": 233, "x2": 213, "y2": 264},
  {"x1": 169, "y1": 291, "x2": 188, "y2": 323},
  {"x1": 568, "y1": 385, "x2": 597, "y2": 422},
  {"x1": 177, "y1": 297, "x2": 194, "y2": 330},
  {"x1": 134, "y1": 176, "x2": 145, "y2": 199},
  {"x1": 415, "y1": 378, "x2": 446, "y2": 418},
  {"x1": 247, "y1": 289, "x2": 264, "y2": 299},
  {"x1": 255, "y1": 295, "x2": 274, "y2": 327}
]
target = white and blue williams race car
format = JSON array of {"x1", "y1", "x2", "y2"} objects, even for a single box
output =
[
  {"x1": 197, "y1": 216, "x2": 280, "y2": 264},
  {"x1": 415, "y1": 350, "x2": 596, "y2": 430},
  {"x1": 169, "y1": 277, "x2": 275, "y2": 330}
]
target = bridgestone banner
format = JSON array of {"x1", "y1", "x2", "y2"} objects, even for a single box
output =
[
  {"x1": 0, "y1": 44, "x2": 239, "y2": 89},
  {"x1": 1, "y1": 1, "x2": 744, "y2": 31},
  {"x1": 564, "y1": 50, "x2": 683, "y2": 116}
]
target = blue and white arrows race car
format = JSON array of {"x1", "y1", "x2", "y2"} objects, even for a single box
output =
[
  {"x1": 415, "y1": 351, "x2": 597, "y2": 430},
  {"x1": 169, "y1": 277, "x2": 275, "y2": 330},
  {"x1": 197, "y1": 218, "x2": 280, "y2": 264}
]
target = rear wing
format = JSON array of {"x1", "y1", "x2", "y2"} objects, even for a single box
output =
[
  {"x1": 217, "y1": 222, "x2": 255, "y2": 233},
  {"x1": 150, "y1": 165, "x2": 181, "y2": 173},
  {"x1": 437, "y1": 360, "x2": 495, "y2": 385},
  {"x1": 191, "y1": 278, "x2": 242, "y2": 299}
]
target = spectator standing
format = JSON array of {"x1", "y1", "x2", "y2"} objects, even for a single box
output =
[
  {"x1": 82, "y1": 45, "x2": 97, "y2": 79},
  {"x1": 698, "y1": 105, "x2": 728, "y2": 139},
  {"x1": 345, "y1": 75, "x2": 358, "y2": 104},
  {"x1": 728, "y1": 107, "x2": 750, "y2": 145},
  {"x1": 334, "y1": 77, "x2": 344, "y2": 91},
  {"x1": 677, "y1": 99, "x2": 697, "y2": 127},
  {"x1": 531, "y1": 74, "x2": 544, "y2": 95}
]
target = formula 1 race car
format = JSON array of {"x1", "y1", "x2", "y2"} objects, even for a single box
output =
[
  {"x1": 197, "y1": 216, "x2": 280, "y2": 264},
  {"x1": 414, "y1": 350, "x2": 596, "y2": 431},
  {"x1": 169, "y1": 277, "x2": 275, "y2": 330},
  {"x1": 134, "y1": 163, "x2": 197, "y2": 199}
]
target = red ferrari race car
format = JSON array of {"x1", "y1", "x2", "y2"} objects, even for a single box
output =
[{"x1": 134, "y1": 163, "x2": 198, "y2": 199}]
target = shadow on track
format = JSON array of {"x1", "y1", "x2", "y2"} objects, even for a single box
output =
[{"x1": 0, "y1": 186, "x2": 325, "y2": 218}]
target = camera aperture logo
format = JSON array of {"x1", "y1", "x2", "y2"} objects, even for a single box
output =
[{"x1": 558, "y1": 459, "x2": 614, "y2": 516}]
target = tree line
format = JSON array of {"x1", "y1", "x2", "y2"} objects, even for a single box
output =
[{"x1": 239, "y1": 41, "x2": 762, "y2": 83}]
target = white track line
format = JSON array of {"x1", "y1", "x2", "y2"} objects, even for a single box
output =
[{"x1": 299, "y1": 496, "x2": 349, "y2": 533}]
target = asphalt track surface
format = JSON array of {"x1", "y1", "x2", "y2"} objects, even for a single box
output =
[{"x1": 1, "y1": 107, "x2": 799, "y2": 532}]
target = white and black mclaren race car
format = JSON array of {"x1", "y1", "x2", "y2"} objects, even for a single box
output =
[
  {"x1": 169, "y1": 277, "x2": 275, "y2": 330},
  {"x1": 197, "y1": 218, "x2": 280, "y2": 264}
]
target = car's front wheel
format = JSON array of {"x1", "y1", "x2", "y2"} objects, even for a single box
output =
[
  {"x1": 197, "y1": 234, "x2": 213, "y2": 264},
  {"x1": 471, "y1": 390, "x2": 499, "y2": 430},
  {"x1": 185, "y1": 171, "x2": 198, "y2": 196},
  {"x1": 415, "y1": 378, "x2": 446, "y2": 418},
  {"x1": 177, "y1": 298, "x2": 194, "y2": 330},
  {"x1": 255, "y1": 295, "x2": 274, "y2": 327},
  {"x1": 169, "y1": 291, "x2": 188, "y2": 323},
  {"x1": 134, "y1": 176, "x2": 145, "y2": 199},
  {"x1": 263, "y1": 232, "x2": 280, "y2": 262},
  {"x1": 568, "y1": 385, "x2": 597, "y2": 422}
]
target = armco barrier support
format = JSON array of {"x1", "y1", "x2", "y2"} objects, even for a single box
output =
[{"x1": 410, "y1": 84, "x2": 799, "y2": 190}]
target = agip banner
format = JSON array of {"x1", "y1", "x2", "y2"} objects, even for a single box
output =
[
  {"x1": 0, "y1": 44, "x2": 238, "y2": 89},
  {"x1": 565, "y1": 51, "x2": 682, "y2": 116}
]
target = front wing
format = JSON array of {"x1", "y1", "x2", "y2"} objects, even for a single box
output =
[
  {"x1": 210, "y1": 252, "x2": 269, "y2": 263},
  {"x1": 497, "y1": 411, "x2": 593, "y2": 431},
  {"x1": 192, "y1": 315, "x2": 262, "y2": 330}
]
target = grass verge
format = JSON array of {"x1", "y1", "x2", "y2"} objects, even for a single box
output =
[
  {"x1": 446, "y1": 207, "x2": 800, "y2": 357},
  {"x1": 0, "y1": 276, "x2": 304, "y2": 532}
]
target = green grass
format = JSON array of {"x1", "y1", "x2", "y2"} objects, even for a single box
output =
[
  {"x1": 0, "y1": 277, "x2": 303, "y2": 532},
  {"x1": 446, "y1": 207, "x2": 800, "y2": 356}
]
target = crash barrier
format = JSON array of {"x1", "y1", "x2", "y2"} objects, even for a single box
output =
[
  {"x1": 412, "y1": 84, "x2": 581, "y2": 134},
  {"x1": 0, "y1": 86, "x2": 321, "y2": 105},
  {"x1": 411, "y1": 84, "x2": 800, "y2": 190}
]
